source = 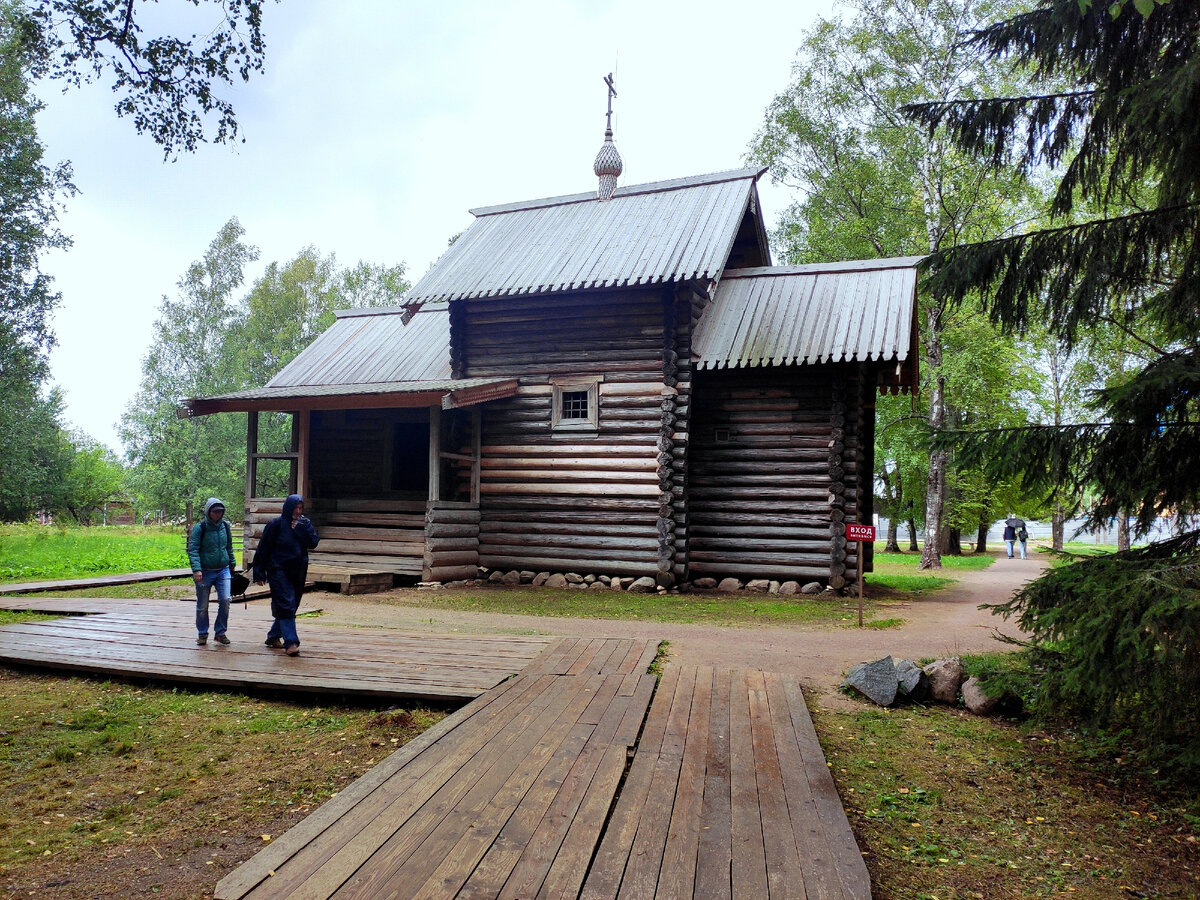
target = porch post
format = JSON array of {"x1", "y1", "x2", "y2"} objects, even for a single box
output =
[
  {"x1": 428, "y1": 406, "x2": 441, "y2": 503},
  {"x1": 296, "y1": 410, "x2": 311, "y2": 499}
]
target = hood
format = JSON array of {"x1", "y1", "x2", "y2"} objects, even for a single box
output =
[
  {"x1": 204, "y1": 497, "x2": 226, "y2": 519},
  {"x1": 281, "y1": 494, "x2": 304, "y2": 519}
]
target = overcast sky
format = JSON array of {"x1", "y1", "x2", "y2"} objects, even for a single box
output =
[{"x1": 35, "y1": 0, "x2": 834, "y2": 452}]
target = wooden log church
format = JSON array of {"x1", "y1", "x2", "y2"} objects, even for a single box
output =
[{"x1": 184, "y1": 121, "x2": 918, "y2": 592}]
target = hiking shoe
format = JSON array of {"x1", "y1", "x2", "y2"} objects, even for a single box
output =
[
  {"x1": 285, "y1": 644, "x2": 300, "y2": 657},
  {"x1": 264, "y1": 638, "x2": 284, "y2": 649},
  {"x1": 196, "y1": 635, "x2": 207, "y2": 646},
  {"x1": 214, "y1": 634, "x2": 230, "y2": 645}
]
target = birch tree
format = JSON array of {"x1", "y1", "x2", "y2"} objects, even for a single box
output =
[{"x1": 749, "y1": 0, "x2": 1035, "y2": 567}]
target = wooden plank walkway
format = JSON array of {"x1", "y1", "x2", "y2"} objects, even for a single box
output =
[
  {"x1": 0, "y1": 606, "x2": 553, "y2": 703},
  {"x1": 0, "y1": 568, "x2": 194, "y2": 595},
  {"x1": 218, "y1": 661, "x2": 870, "y2": 900}
]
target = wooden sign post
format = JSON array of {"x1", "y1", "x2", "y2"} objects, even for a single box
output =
[{"x1": 844, "y1": 522, "x2": 876, "y2": 627}]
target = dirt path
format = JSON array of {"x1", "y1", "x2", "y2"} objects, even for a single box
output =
[{"x1": 310, "y1": 552, "x2": 1045, "y2": 711}]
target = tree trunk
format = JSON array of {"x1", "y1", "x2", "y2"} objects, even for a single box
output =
[
  {"x1": 919, "y1": 369, "x2": 946, "y2": 570},
  {"x1": 885, "y1": 518, "x2": 900, "y2": 553},
  {"x1": 1052, "y1": 504, "x2": 1065, "y2": 551},
  {"x1": 1117, "y1": 512, "x2": 1130, "y2": 551}
]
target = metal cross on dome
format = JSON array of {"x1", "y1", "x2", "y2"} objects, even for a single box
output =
[{"x1": 604, "y1": 72, "x2": 617, "y2": 130}]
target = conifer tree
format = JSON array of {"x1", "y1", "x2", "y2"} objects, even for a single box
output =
[{"x1": 906, "y1": 0, "x2": 1200, "y2": 532}]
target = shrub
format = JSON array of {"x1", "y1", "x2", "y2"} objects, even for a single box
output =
[{"x1": 985, "y1": 530, "x2": 1200, "y2": 774}]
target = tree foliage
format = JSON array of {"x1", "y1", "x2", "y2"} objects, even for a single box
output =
[
  {"x1": 907, "y1": 0, "x2": 1200, "y2": 532},
  {"x1": 121, "y1": 221, "x2": 412, "y2": 519},
  {"x1": 987, "y1": 532, "x2": 1200, "y2": 774},
  {"x1": 16, "y1": 0, "x2": 268, "y2": 157},
  {"x1": 748, "y1": 0, "x2": 1042, "y2": 561}
]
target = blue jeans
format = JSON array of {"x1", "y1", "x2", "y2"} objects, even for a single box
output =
[
  {"x1": 266, "y1": 615, "x2": 299, "y2": 647},
  {"x1": 195, "y1": 568, "x2": 231, "y2": 637}
]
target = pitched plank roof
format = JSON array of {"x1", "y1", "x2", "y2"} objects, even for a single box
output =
[
  {"x1": 404, "y1": 168, "x2": 767, "y2": 303},
  {"x1": 693, "y1": 257, "x2": 922, "y2": 370},
  {"x1": 180, "y1": 306, "x2": 518, "y2": 415}
]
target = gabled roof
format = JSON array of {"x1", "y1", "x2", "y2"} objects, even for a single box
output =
[
  {"x1": 693, "y1": 256, "x2": 922, "y2": 375},
  {"x1": 404, "y1": 168, "x2": 768, "y2": 303},
  {"x1": 179, "y1": 306, "x2": 518, "y2": 415}
]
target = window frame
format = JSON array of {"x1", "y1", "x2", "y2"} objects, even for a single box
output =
[{"x1": 550, "y1": 376, "x2": 601, "y2": 431}]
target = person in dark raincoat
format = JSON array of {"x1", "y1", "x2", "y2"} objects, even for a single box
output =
[{"x1": 252, "y1": 494, "x2": 319, "y2": 656}]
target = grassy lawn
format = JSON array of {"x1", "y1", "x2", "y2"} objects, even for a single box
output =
[
  {"x1": 869, "y1": 549, "x2": 994, "y2": 594},
  {"x1": 0, "y1": 525, "x2": 194, "y2": 583},
  {"x1": 0, "y1": 667, "x2": 442, "y2": 900},
  {"x1": 816, "y1": 698, "x2": 1200, "y2": 898}
]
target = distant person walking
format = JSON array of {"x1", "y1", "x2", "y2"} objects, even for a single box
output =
[
  {"x1": 187, "y1": 498, "x2": 236, "y2": 646},
  {"x1": 1003, "y1": 519, "x2": 1017, "y2": 559},
  {"x1": 252, "y1": 494, "x2": 319, "y2": 657}
]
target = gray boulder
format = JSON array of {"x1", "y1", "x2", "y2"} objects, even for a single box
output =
[
  {"x1": 628, "y1": 576, "x2": 658, "y2": 594},
  {"x1": 843, "y1": 656, "x2": 898, "y2": 706},
  {"x1": 895, "y1": 659, "x2": 929, "y2": 702},
  {"x1": 961, "y1": 676, "x2": 1000, "y2": 715},
  {"x1": 923, "y1": 657, "x2": 966, "y2": 704}
]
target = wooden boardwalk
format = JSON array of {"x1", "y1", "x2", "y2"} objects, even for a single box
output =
[
  {"x1": 219, "y1": 657, "x2": 870, "y2": 899},
  {"x1": 0, "y1": 603, "x2": 870, "y2": 897},
  {"x1": 0, "y1": 604, "x2": 552, "y2": 702}
]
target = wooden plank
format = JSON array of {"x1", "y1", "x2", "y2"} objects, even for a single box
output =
[
  {"x1": 321, "y1": 676, "x2": 599, "y2": 899},
  {"x1": 616, "y1": 665, "x2": 698, "y2": 900},
  {"x1": 695, "y1": 667, "x2": 733, "y2": 900},
  {"x1": 0, "y1": 569, "x2": 192, "y2": 595},
  {"x1": 781, "y1": 676, "x2": 872, "y2": 900},
  {"x1": 729, "y1": 669, "x2": 770, "y2": 899},
  {"x1": 215, "y1": 672, "x2": 545, "y2": 899},
  {"x1": 763, "y1": 672, "x2": 841, "y2": 900},
  {"x1": 244, "y1": 674, "x2": 570, "y2": 900},
  {"x1": 657, "y1": 664, "x2": 713, "y2": 898},
  {"x1": 578, "y1": 665, "x2": 682, "y2": 900},
  {"x1": 747, "y1": 669, "x2": 807, "y2": 900}
]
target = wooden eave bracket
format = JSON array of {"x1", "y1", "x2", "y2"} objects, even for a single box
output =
[{"x1": 443, "y1": 378, "x2": 520, "y2": 410}]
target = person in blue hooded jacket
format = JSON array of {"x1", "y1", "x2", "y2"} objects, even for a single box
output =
[
  {"x1": 187, "y1": 497, "x2": 236, "y2": 645},
  {"x1": 252, "y1": 494, "x2": 319, "y2": 656}
]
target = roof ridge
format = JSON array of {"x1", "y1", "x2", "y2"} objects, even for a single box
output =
[
  {"x1": 721, "y1": 256, "x2": 925, "y2": 278},
  {"x1": 469, "y1": 167, "x2": 767, "y2": 218}
]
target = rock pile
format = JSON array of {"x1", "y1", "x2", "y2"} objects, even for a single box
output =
[{"x1": 841, "y1": 655, "x2": 1020, "y2": 717}]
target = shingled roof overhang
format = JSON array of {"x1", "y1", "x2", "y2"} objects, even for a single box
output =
[
  {"x1": 693, "y1": 256, "x2": 923, "y2": 393},
  {"x1": 404, "y1": 167, "x2": 769, "y2": 304}
]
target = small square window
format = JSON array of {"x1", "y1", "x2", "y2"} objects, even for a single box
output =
[
  {"x1": 551, "y1": 378, "x2": 600, "y2": 430},
  {"x1": 561, "y1": 390, "x2": 590, "y2": 420}
]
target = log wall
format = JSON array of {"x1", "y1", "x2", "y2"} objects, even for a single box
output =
[
  {"x1": 455, "y1": 289, "x2": 671, "y2": 579},
  {"x1": 687, "y1": 363, "x2": 869, "y2": 584}
]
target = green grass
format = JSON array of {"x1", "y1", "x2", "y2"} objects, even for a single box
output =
[
  {"x1": 377, "y1": 586, "x2": 889, "y2": 626},
  {"x1": 0, "y1": 525, "x2": 192, "y2": 583}
]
